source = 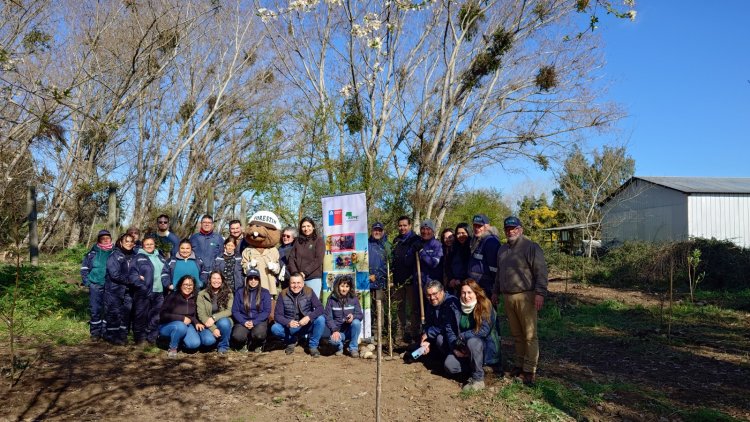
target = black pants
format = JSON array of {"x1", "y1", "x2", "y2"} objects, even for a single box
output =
[{"x1": 231, "y1": 320, "x2": 268, "y2": 349}]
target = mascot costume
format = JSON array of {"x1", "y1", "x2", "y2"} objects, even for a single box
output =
[{"x1": 241, "y1": 212, "x2": 282, "y2": 309}]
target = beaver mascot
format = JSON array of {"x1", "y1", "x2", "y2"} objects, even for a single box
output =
[{"x1": 241, "y1": 211, "x2": 282, "y2": 303}]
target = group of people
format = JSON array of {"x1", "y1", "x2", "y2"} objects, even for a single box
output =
[
  {"x1": 369, "y1": 214, "x2": 548, "y2": 391},
  {"x1": 81, "y1": 212, "x2": 548, "y2": 391}
]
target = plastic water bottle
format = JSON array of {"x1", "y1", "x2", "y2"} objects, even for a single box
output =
[{"x1": 411, "y1": 346, "x2": 426, "y2": 360}]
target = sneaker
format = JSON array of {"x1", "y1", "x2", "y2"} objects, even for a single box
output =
[
  {"x1": 238, "y1": 345, "x2": 249, "y2": 353},
  {"x1": 521, "y1": 371, "x2": 536, "y2": 387},
  {"x1": 218, "y1": 348, "x2": 228, "y2": 355},
  {"x1": 285, "y1": 344, "x2": 296, "y2": 355},
  {"x1": 348, "y1": 349, "x2": 359, "y2": 358},
  {"x1": 253, "y1": 346, "x2": 264, "y2": 353},
  {"x1": 462, "y1": 378, "x2": 485, "y2": 392},
  {"x1": 335, "y1": 349, "x2": 344, "y2": 356},
  {"x1": 309, "y1": 348, "x2": 321, "y2": 358},
  {"x1": 167, "y1": 348, "x2": 178, "y2": 358}
]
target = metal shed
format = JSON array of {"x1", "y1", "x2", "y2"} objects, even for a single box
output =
[{"x1": 600, "y1": 176, "x2": 750, "y2": 248}]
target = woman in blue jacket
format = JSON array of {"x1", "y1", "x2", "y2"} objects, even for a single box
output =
[
  {"x1": 231, "y1": 268, "x2": 272, "y2": 352},
  {"x1": 129, "y1": 235, "x2": 169, "y2": 345},
  {"x1": 324, "y1": 275, "x2": 363, "y2": 357},
  {"x1": 103, "y1": 233, "x2": 138, "y2": 345},
  {"x1": 443, "y1": 278, "x2": 499, "y2": 392},
  {"x1": 214, "y1": 237, "x2": 244, "y2": 291}
]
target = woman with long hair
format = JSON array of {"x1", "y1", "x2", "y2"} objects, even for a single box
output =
[
  {"x1": 324, "y1": 275, "x2": 363, "y2": 357},
  {"x1": 446, "y1": 223, "x2": 472, "y2": 294},
  {"x1": 158, "y1": 275, "x2": 205, "y2": 358},
  {"x1": 197, "y1": 271, "x2": 234, "y2": 354},
  {"x1": 103, "y1": 233, "x2": 138, "y2": 345},
  {"x1": 287, "y1": 217, "x2": 325, "y2": 298},
  {"x1": 443, "y1": 278, "x2": 500, "y2": 392},
  {"x1": 230, "y1": 268, "x2": 272, "y2": 352}
]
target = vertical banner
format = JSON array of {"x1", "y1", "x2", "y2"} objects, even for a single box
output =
[{"x1": 321, "y1": 192, "x2": 371, "y2": 339}]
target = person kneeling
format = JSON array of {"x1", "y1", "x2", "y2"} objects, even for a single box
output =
[
  {"x1": 197, "y1": 271, "x2": 234, "y2": 354},
  {"x1": 325, "y1": 275, "x2": 363, "y2": 357},
  {"x1": 444, "y1": 279, "x2": 500, "y2": 392},
  {"x1": 231, "y1": 269, "x2": 271, "y2": 353},
  {"x1": 271, "y1": 272, "x2": 326, "y2": 357},
  {"x1": 158, "y1": 275, "x2": 205, "y2": 358}
]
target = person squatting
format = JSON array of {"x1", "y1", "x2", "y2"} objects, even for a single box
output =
[{"x1": 81, "y1": 212, "x2": 547, "y2": 391}]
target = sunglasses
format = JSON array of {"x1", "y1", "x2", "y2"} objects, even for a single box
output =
[{"x1": 157, "y1": 220, "x2": 168, "y2": 224}]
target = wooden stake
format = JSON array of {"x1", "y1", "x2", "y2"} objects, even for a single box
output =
[{"x1": 376, "y1": 297, "x2": 383, "y2": 422}]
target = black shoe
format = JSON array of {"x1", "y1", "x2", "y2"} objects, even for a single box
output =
[{"x1": 521, "y1": 371, "x2": 536, "y2": 387}]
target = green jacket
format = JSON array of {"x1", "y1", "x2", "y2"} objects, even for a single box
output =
[{"x1": 196, "y1": 289, "x2": 234, "y2": 331}]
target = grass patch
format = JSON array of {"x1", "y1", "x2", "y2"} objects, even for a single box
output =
[{"x1": 680, "y1": 407, "x2": 742, "y2": 422}]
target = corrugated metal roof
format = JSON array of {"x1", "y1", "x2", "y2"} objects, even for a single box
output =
[
  {"x1": 543, "y1": 222, "x2": 599, "y2": 231},
  {"x1": 637, "y1": 176, "x2": 750, "y2": 194}
]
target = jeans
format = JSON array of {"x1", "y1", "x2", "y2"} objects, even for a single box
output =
[
  {"x1": 304, "y1": 278, "x2": 322, "y2": 299},
  {"x1": 271, "y1": 315, "x2": 325, "y2": 349},
  {"x1": 327, "y1": 319, "x2": 362, "y2": 352},
  {"x1": 88, "y1": 283, "x2": 106, "y2": 338},
  {"x1": 444, "y1": 336, "x2": 485, "y2": 381},
  {"x1": 159, "y1": 320, "x2": 201, "y2": 350},
  {"x1": 197, "y1": 317, "x2": 232, "y2": 351}
]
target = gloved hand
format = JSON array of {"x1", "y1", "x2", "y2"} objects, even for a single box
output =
[
  {"x1": 249, "y1": 258, "x2": 258, "y2": 268},
  {"x1": 267, "y1": 261, "x2": 280, "y2": 273}
]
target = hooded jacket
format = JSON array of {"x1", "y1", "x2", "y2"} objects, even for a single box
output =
[
  {"x1": 413, "y1": 236, "x2": 443, "y2": 287},
  {"x1": 442, "y1": 302, "x2": 500, "y2": 366},
  {"x1": 196, "y1": 289, "x2": 234, "y2": 331}
]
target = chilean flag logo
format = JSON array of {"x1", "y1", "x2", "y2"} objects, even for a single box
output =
[{"x1": 328, "y1": 209, "x2": 343, "y2": 226}]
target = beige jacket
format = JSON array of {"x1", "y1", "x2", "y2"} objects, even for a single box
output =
[{"x1": 241, "y1": 246, "x2": 281, "y2": 296}]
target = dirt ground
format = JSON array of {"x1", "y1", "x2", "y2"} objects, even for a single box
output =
[{"x1": 2, "y1": 281, "x2": 749, "y2": 421}]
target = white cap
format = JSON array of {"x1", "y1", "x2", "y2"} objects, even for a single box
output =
[{"x1": 248, "y1": 211, "x2": 281, "y2": 230}]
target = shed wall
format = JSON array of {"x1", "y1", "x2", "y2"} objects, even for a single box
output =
[
  {"x1": 688, "y1": 194, "x2": 750, "y2": 248},
  {"x1": 602, "y1": 180, "x2": 688, "y2": 244}
]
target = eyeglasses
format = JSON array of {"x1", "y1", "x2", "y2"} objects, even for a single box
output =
[
  {"x1": 426, "y1": 291, "x2": 440, "y2": 298},
  {"x1": 157, "y1": 220, "x2": 168, "y2": 224},
  {"x1": 282, "y1": 235, "x2": 293, "y2": 238},
  {"x1": 182, "y1": 284, "x2": 194, "y2": 288}
]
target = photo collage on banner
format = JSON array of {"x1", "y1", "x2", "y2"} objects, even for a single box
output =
[{"x1": 320, "y1": 192, "x2": 371, "y2": 338}]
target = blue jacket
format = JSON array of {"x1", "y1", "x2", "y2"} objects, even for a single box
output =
[
  {"x1": 189, "y1": 231, "x2": 224, "y2": 272},
  {"x1": 231, "y1": 286, "x2": 272, "y2": 326},
  {"x1": 129, "y1": 251, "x2": 169, "y2": 293},
  {"x1": 324, "y1": 293, "x2": 364, "y2": 332},
  {"x1": 423, "y1": 292, "x2": 460, "y2": 342},
  {"x1": 392, "y1": 231, "x2": 419, "y2": 285},
  {"x1": 443, "y1": 305, "x2": 500, "y2": 366},
  {"x1": 166, "y1": 253, "x2": 208, "y2": 289},
  {"x1": 274, "y1": 287, "x2": 324, "y2": 326},
  {"x1": 468, "y1": 232, "x2": 500, "y2": 295},
  {"x1": 81, "y1": 245, "x2": 113, "y2": 286},
  {"x1": 214, "y1": 254, "x2": 244, "y2": 291},
  {"x1": 413, "y1": 237, "x2": 443, "y2": 287},
  {"x1": 156, "y1": 231, "x2": 181, "y2": 258},
  {"x1": 368, "y1": 235, "x2": 391, "y2": 290},
  {"x1": 105, "y1": 248, "x2": 137, "y2": 288}
]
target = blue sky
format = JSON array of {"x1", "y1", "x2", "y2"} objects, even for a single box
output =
[{"x1": 471, "y1": 1, "x2": 750, "y2": 208}]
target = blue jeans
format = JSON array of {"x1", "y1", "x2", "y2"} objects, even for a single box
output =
[
  {"x1": 197, "y1": 317, "x2": 231, "y2": 351},
  {"x1": 159, "y1": 320, "x2": 201, "y2": 350},
  {"x1": 305, "y1": 278, "x2": 322, "y2": 298},
  {"x1": 88, "y1": 283, "x2": 106, "y2": 338},
  {"x1": 328, "y1": 319, "x2": 362, "y2": 352},
  {"x1": 271, "y1": 315, "x2": 326, "y2": 349}
]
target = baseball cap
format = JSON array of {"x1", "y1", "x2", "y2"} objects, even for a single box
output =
[
  {"x1": 97, "y1": 229, "x2": 112, "y2": 239},
  {"x1": 503, "y1": 216, "x2": 522, "y2": 228},
  {"x1": 245, "y1": 268, "x2": 261, "y2": 279},
  {"x1": 372, "y1": 222, "x2": 384, "y2": 230},
  {"x1": 472, "y1": 214, "x2": 490, "y2": 225}
]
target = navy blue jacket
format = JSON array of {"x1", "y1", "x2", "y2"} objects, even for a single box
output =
[
  {"x1": 105, "y1": 248, "x2": 137, "y2": 289},
  {"x1": 214, "y1": 254, "x2": 244, "y2": 291},
  {"x1": 413, "y1": 237, "x2": 443, "y2": 287},
  {"x1": 446, "y1": 240, "x2": 472, "y2": 282},
  {"x1": 324, "y1": 294, "x2": 364, "y2": 332},
  {"x1": 368, "y1": 235, "x2": 391, "y2": 290},
  {"x1": 443, "y1": 305, "x2": 500, "y2": 366},
  {"x1": 423, "y1": 292, "x2": 460, "y2": 341},
  {"x1": 129, "y1": 252, "x2": 169, "y2": 293},
  {"x1": 392, "y1": 231, "x2": 419, "y2": 285},
  {"x1": 274, "y1": 287, "x2": 324, "y2": 326},
  {"x1": 232, "y1": 286, "x2": 272, "y2": 326},
  {"x1": 468, "y1": 232, "x2": 501, "y2": 295},
  {"x1": 189, "y1": 231, "x2": 224, "y2": 272}
]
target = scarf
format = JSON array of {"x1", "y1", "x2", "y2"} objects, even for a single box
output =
[
  {"x1": 97, "y1": 242, "x2": 113, "y2": 251},
  {"x1": 199, "y1": 228, "x2": 213, "y2": 235},
  {"x1": 461, "y1": 299, "x2": 477, "y2": 314}
]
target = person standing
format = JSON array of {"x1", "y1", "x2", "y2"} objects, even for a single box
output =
[
  {"x1": 103, "y1": 233, "x2": 138, "y2": 345},
  {"x1": 214, "y1": 237, "x2": 244, "y2": 291},
  {"x1": 129, "y1": 235, "x2": 169, "y2": 345},
  {"x1": 155, "y1": 214, "x2": 180, "y2": 258},
  {"x1": 165, "y1": 239, "x2": 209, "y2": 290},
  {"x1": 278, "y1": 226, "x2": 297, "y2": 290},
  {"x1": 227, "y1": 219, "x2": 247, "y2": 256},
  {"x1": 446, "y1": 223, "x2": 472, "y2": 294},
  {"x1": 287, "y1": 217, "x2": 324, "y2": 298},
  {"x1": 468, "y1": 214, "x2": 501, "y2": 298},
  {"x1": 81, "y1": 230, "x2": 114, "y2": 340},
  {"x1": 493, "y1": 216, "x2": 548, "y2": 386},
  {"x1": 368, "y1": 222, "x2": 392, "y2": 336},
  {"x1": 391, "y1": 216, "x2": 419, "y2": 342},
  {"x1": 189, "y1": 214, "x2": 224, "y2": 272}
]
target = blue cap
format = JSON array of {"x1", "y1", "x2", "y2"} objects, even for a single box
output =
[
  {"x1": 97, "y1": 229, "x2": 112, "y2": 239},
  {"x1": 245, "y1": 268, "x2": 261, "y2": 279},
  {"x1": 472, "y1": 214, "x2": 490, "y2": 225},
  {"x1": 372, "y1": 222, "x2": 384, "y2": 230},
  {"x1": 503, "y1": 216, "x2": 522, "y2": 228}
]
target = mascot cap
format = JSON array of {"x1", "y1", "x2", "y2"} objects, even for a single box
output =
[{"x1": 249, "y1": 211, "x2": 281, "y2": 231}]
